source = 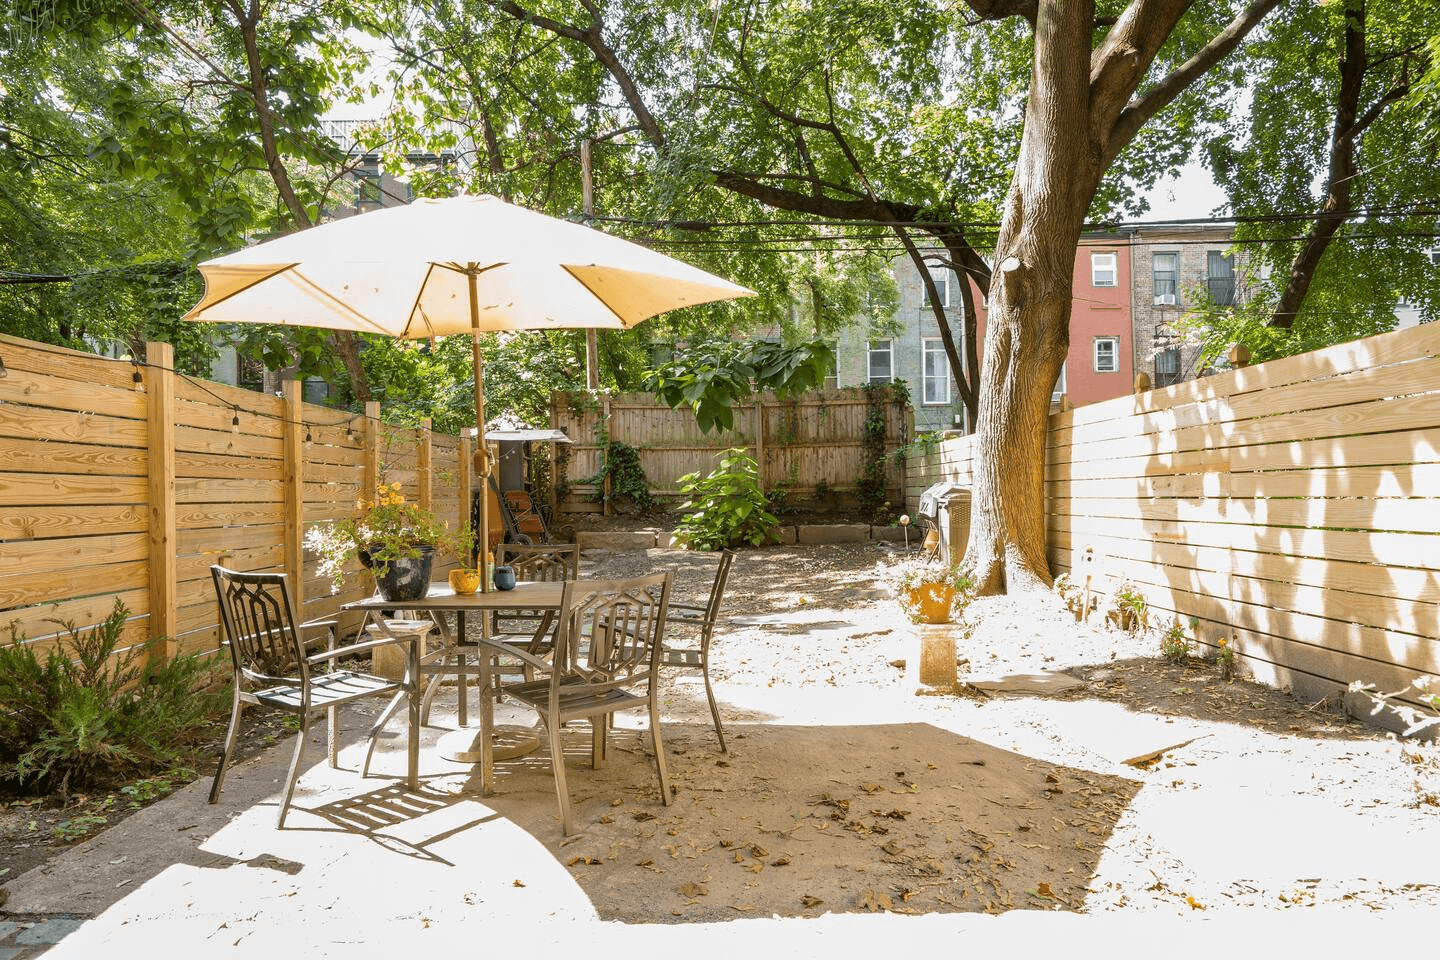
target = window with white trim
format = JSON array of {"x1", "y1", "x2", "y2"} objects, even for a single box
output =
[
  {"x1": 822, "y1": 340, "x2": 838, "y2": 390},
  {"x1": 922, "y1": 270, "x2": 950, "y2": 308},
  {"x1": 867, "y1": 339, "x2": 893, "y2": 384},
  {"x1": 1051, "y1": 365, "x2": 1067, "y2": 402},
  {"x1": 1094, "y1": 337, "x2": 1119, "y2": 373},
  {"x1": 1152, "y1": 252, "x2": 1178, "y2": 305},
  {"x1": 1091, "y1": 252, "x2": 1117, "y2": 287},
  {"x1": 922, "y1": 338, "x2": 950, "y2": 404}
]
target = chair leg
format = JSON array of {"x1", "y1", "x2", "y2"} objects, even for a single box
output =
[
  {"x1": 700, "y1": 663, "x2": 727, "y2": 753},
  {"x1": 362, "y1": 690, "x2": 408, "y2": 778},
  {"x1": 276, "y1": 710, "x2": 311, "y2": 828},
  {"x1": 546, "y1": 718, "x2": 575, "y2": 836},
  {"x1": 649, "y1": 697, "x2": 672, "y2": 808},
  {"x1": 208, "y1": 691, "x2": 244, "y2": 805}
]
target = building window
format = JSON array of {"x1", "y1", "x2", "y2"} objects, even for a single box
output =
[
  {"x1": 922, "y1": 270, "x2": 949, "y2": 308},
  {"x1": 1207, "y1": 251, "x2": 1236, "y2": 305},
  {"x1": 1091, "y1": 252, "x2": 1117, "y2": 287},
  {"x1": 922, "y1": 338, "x2": 949, "y2": 404},
  {"x1": 1051, "y1": 365, "x2": 1067, "y2": 403},
  {"x1": 1154, "y1": 347, "x2": 1181, "y2": 387},
  {"x1": 1094, "y1": 337, "x2": 1119, "y2": 373},
  {"x1": 1153, "y1": 252, "x2": 1178, "y2": 305},
  {"x1": 867, "y1": 339, "x2": 893, "y2": 384},
  {"x1": 823, "y1": 340, "x2": 838, "y2": 390},
  {"x1": 355, "y1": 169, "x2": 384, "y2": 210}
]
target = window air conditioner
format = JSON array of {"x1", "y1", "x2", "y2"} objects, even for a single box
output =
[{"x1": 1154, "y1": 294, "x2": 1176, "y2": 306}]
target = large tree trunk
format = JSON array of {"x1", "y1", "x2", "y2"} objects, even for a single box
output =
[{"x1": 964, "y1": 0, "x2": 1097, "y2": 594}]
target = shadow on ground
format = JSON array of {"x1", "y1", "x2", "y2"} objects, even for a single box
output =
[{"x1": 467, "y1": 721, "x2": 1139, "y2": 921}]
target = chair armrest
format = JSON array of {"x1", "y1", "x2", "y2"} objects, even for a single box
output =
[
  {"x1": 474, "y1": 637, "x2": 552, "y2": 673},
  {"x1": 306, "y1": 633, "x2": 418, "y2": 665}
]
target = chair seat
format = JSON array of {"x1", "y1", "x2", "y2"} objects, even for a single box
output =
[
  {"x1": 659, "y1": 648, "x2": 704, "y2": 667},
  {"x1": 503, "y1": 677, "x2": 646, "y2": 718},
  {"x1": 252, "y1": 671, "x2": 400, "y2": 711}
]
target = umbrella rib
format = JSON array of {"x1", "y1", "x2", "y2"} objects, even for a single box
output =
[
  {"x1": 407, "y1": 261, "x2": 510, "y2": 337},
  {"x1": 560, "y1": 264, "x2": 631, "y2": 328},
  {"x1": 181, "y1": 263, "x2": 299, "y2": 320},
  {"x1": 290, "y1": 272, "x2": 397, "y2": 336}
]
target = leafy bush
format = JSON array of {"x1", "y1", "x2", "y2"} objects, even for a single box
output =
[
  {"x1": 0, "y1": 599, "x2": 223, "y2": 796},
  {"x1": 672, "y1": 448, "x2": 778, "y2": 550}
]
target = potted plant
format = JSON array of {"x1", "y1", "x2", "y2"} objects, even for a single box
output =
[
  {"x1": 447, "y1": 523, "x2": 482, "y2": 595},
  {"x1": 306, "y1": 482, "x2": 450, "y2": 601},
  {"x1": 884, "y1": 556, "x2": 976, "y2": 624}
]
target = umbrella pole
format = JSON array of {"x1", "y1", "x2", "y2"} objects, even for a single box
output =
[{"x1": 469, "y1": 270, "x2": 491, "y2": 593}]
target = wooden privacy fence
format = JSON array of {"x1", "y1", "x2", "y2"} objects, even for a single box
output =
[
  {"x1": 0, "y1": 334, "x2": 469, "y2": 666},
  {"x1": 551, "y1": 388, "x2": 908, "y2": 512},
  {"x1": 909, "y1": 321, "x2": 1440, "y2": 707}
]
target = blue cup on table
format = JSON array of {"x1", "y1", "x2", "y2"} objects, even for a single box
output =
[{"x1": 493, "y1": 565, "x2": 517, "y2": 591}]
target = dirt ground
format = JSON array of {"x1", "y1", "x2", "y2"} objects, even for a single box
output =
[{"x1": 4, "y1": 534, "x2": 1438, "y2": 922}]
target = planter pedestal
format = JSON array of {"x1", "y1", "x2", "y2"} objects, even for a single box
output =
[{"x1": 366, "y1": 619, "x2": 435, "y2": 681}]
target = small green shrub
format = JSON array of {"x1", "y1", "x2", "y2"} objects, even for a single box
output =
[
  {"x1": 673, "y1": 448, "x2": 778, "y2": 550},
  {"x1": 1107, "y1": 580, "x2": 1148, "y2": 633},
  {"x1": 1159, "y1": 619, "x2": 1192, "y2": 664},
  {"x1": 0, "y1": 599, "x2": 224, "y2": 796}
]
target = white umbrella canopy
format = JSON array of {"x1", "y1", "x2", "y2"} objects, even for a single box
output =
[
  {"x1": 184, "y1": 194, "x2": 754, "y2": 588},
  {"x1": 183, "y1": 194, "x2": 752, "y2": 334}
]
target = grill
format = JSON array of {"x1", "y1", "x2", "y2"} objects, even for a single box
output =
[{"x1": 916, "y1": 480, "x2": 971, "y2": 563}]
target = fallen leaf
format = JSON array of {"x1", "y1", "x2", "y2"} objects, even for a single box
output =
[
  {"x1": 857, "y1": 889, "x2": 894, "y2": 912},
  {"x1": 748, "y1": 843, "x2": 768, "y2": 858},
  {"x1": 513, "y1": 879, "x2": 525, "y2": 888},
  {"x1": 677, "y1": 881, "x2": 709, "y2": 898},
  {"x1": 566, "y1": 856, "x2": 600, "y2": 867},
  {"x1": 636, "y1": 859, "x2": 654, "y2": 868},
  {"x1": 771, "y1": 855, "x2": 792, "y2": 867},
  {"x1": 861, "y1": 783, "x2": 882, "y2": 794},
  {"x1": 801, "y1": 895, "x2": 825, "y2": 908}
]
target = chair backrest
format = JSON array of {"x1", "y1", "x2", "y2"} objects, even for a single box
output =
[
  {"x1": 211, "y1": 565, "x2": 305, "y2": 683},
  {"x1": 496, "y1": 543, "x2": 579, "y2": 581},
  {"x1": 701, "y1": 550, "x2": 736, "y2": 625},
  {"x1": 553, "y1": 573, "x2": 671, "y2": 686}
]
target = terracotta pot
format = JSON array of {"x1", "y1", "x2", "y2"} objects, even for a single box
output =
[
  {"x1": 907, "y1": 581, "x2": 956, "y2": 624},
  {"x1": 448, "y1": 568, "x2": 481, "y2": 595}
]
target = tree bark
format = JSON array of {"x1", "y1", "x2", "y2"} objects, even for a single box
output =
[{"x1": 964, "y1": 0, "x2": 1094, "y2": 595}]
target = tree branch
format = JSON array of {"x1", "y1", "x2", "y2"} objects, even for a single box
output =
[{"x1": 1110, "y1": 0, "x2": 1284, "y2": 156}]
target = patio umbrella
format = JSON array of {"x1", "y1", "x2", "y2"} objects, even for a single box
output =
[{"x1": 183, "y1": 194, "x2": 754, "y2": 588}]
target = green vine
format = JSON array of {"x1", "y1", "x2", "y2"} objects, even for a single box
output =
[
  {"x1": 855, "y1": 382, "x2": 892, "y2": 522},
  {"x1": 552, "y1": 438, "x2": 572, "y2": 505},
  {"x1": 584, "y1": 438, "x2": 658, "y2": 513}
]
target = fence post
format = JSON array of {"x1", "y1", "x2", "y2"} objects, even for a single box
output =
[
  {"x1": 601, "y1": 395, "x2": 612, "y2": 516},
  {"x1": 283, "y1": 380, "x2": 304, "y2": 614},
  {"x1": 144, "y1": 340, "x2": 177, "y2": 664},
  {"x1": 418, "y1": 416, "x2": 433, "y2": 511},
  {"x1": 754, "y1": 400, "x2": 765, "y2": 492},
  {"x1": 363, "y1": 400, "x2": 381, "y2": 496},
  {"x1": 459, "y1": 428, "x2": 474, "y2": 537}
]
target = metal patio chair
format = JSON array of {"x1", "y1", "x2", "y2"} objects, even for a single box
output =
[
  {"x1": 209, "y1": 565, "x2": 421, "y2": 827},
  {"x1": 493, "y1": 572, "x2": 673, "y2": 835},
  {"x1": 660, "y1": 549, "x2": 735, "y2": 752}
]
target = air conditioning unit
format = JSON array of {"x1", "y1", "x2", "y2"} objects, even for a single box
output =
[{"x1": 1154, "y1": 294, "x2": 1177, "y2": 306}]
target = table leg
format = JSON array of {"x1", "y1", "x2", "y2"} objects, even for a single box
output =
[{"x1": 479, "y1": 629, "x2": 495, "y2": 795}]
